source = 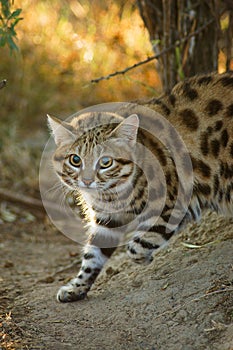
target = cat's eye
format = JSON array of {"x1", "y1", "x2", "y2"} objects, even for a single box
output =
[
  {"x1": 99, "y1": 156, "x2": 113, "y2": 169},
  {"x1": 69, "y1": 154, "x2": 82, "y2": 167}
]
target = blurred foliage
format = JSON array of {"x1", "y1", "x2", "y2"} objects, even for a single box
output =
[
  {"x1": 0, "y1": 0, "x2": 160, "y2": 129},
  {"x1": 0, "y1": 0, "x2": 22, "y2": 51},
  {"x1": 0, "y1": 0, "x2": 161, "y2": 192}
]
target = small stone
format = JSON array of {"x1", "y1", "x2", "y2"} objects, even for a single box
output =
[
  {"x1": 131, "y1": 279, "x2": 143, "y2": 288},
  {"x1": 41, "y1": 276, "x2": 55, "y2": 283},
  {"x1": 105, "y1": 266, "x2": 114, "y2": 275},
  {"x1": 4, "y1": 261, "x2": 14, "y2": 268}
]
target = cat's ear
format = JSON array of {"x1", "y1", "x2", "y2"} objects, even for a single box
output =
[
  {"x1": 47, "y1": 114, "x2": 75, "y2": 146},
  {"x1": 110, "y1": 114, "x2": 139, "y2": 146}
]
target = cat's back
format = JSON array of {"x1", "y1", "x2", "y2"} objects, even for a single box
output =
[{"x1": 144, "y1": 72, "x2": 233, "y2": 159}]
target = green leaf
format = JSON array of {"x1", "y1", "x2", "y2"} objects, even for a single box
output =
[
  {"x1": 0, "y1": 1, "x2": 22, "y2": 52},
  {"x1": 7, "y1": 35, "x2": 18, "y2": 51},
  {"x1": 11, "y1": 16, "x2": 23, "y2": 29},
  {"x1": 8, "y1": 8, "x2": 22, "y2": 20},
  {"x1": 9, "y1": 23, "x2": 17, "y2": 35},
  {"x1": 0, "y1": 35, "x2": 6, "y2": 46}
]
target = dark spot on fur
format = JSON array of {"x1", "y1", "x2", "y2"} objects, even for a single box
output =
[
  {"x1": 191, "y1": 157, "x2": 211, "y2": 178},
  {"x1": 84, "y1": 267, "x2": 92, "y2": 273},
  {"x1": 218, "y1": 189, "x2": 223, "y2": 202},
  {"x1": 226, "y1": 189, "x2": 231, "y2": 202},
  {"x1": 205, "y1": 99, "x2": 223, "y2": 116},
  {"x1": 224, "y1": 165, "x2": 232, "y2": 179},
  {"x1": 88, "y1": 268, "x2": 101, "y2": 283},
  {"x1": 220, "y1": 162, "x2": 224, "y2": 177},
  {"x1": 225, "y1": 103, "x2": 233, "y2": 118},
  {"x1": 134, "y1": 188, "x2": 145, "y2": 202},
  {"x1": 200, "y1": 132, "x2": 209, "y2": 156},
  {"x1": 220, "y1": 76, "x2": 233, "y2": 87},
  {"x1": 206, "y1": 126, "x2": 213, "y2": 135},
  {"x1": 220, "y1": 162, "x2": 233, "y2": 179},
  {"x1": 169, "y1": 192, "x2": 175, "y2": 201},
  {"x1": 183, "y1": 83, "x2": 198, "y2": 100},
  {"x1": 179, "y1": 109, "x2": 199, "y2": 131},
  {"x1": 213, "y1": 174, "x2": 220, "y2": 196},
  {"x1": 221, "y1": 129, "x2": 229, "y2": 147},
  {"x1": 161, "y1": 214, "x2": 170, "y2": 223},
  {"x1": 128, "y1": 247, "x2": 137, "y2": 255},
  {"x1": 172, "y1": 186, "x2": 178, "y2": 196},
  {"x1": 134, "y1": 237, "x2": 160, "y2": 250},
  {"x1": 150, "y1": 99, "x2": 171, "y2": 116},
  {"x1": 188, "y1": 206, "x2": 196, "y2": 220},
  {"x1": 165, "y1": 172, "x2": 172, "y2": 186},
  {"x1": 131, "y1": 200, "x2": 147, "y2": 215},
  {"x1": 187, "y1": 88, "x2": 198, "y2": 100},
  {"x1": 194, "y1": 183, "x2": 211, "y2": 195},
  {"x1": 197, "y1": 76, "x2": 213, "y2": 85},
  {"x1": 210, "y1": 139, "x2": 220, "y2": 157},
  {"x1": 148, "y1": 225, "x2": 174, "y2": 240},
  {"x1": 161, "y1": 103, "x2": 171, "y2": 116},
  {"x1": 116, "y1": 158, "x2": 133, "y2": 165},
  {"x1": 156, "y1": 147, "x2": 167, "y2": 166},
  {"x1": 83, "y1": 253, "x2": 94, "y2": 260},
  {"x1": 214, "y1": 120, "x2": 223, "y2": 131}
]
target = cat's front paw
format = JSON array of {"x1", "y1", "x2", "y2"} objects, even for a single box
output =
[
  {"x1": 57, "y1": 283, "x2": 89, "y2": 302},
  {"x1": 127, "y1": 236, "x2": 158, "y2": 262}
]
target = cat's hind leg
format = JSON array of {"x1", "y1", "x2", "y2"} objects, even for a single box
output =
[{"x1": 127, "y1": 227, "x2": 174, "y2": 262}]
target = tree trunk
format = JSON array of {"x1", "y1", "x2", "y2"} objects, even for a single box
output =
[{"x1": 137, "y1": 0, "x2": 233, "y2": 92}]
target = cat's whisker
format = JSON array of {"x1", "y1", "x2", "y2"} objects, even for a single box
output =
[{"x1": 44, "y1": 181, "x2": 66, "y2": 195}]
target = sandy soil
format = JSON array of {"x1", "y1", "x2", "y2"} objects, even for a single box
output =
[{"x1": 0, "y1": 208, "x2": 233, "y2": 350}]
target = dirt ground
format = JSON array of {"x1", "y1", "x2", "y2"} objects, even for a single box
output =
[{"x1": 0, "y1": 206, "x2": 233, "y2": 350}]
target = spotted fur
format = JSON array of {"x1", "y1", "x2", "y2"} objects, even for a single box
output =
[{"x1": 48, "y1": 72, "x2": 233, "y2": 302}]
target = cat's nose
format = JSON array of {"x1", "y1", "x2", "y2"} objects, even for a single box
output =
[{"x1": 82, "y1": 178, "x2": 93, "y2": 187}]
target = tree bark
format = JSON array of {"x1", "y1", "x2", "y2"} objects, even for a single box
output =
[{"x1": 137, "y1": 0, "x2": 233, "y2": 92}]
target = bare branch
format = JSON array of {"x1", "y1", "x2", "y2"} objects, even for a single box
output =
[
  {"x1": 91, "y1": 18, "x2": 215, "y2": 84},
  {"x1": 0, "y1": 188, "x2": 62, "y2": 218}
]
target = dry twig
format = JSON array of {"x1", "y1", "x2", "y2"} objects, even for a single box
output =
[
  {"x1": 0, "y1": 188, "x2": 44, "y2": 212},
  {"x1": 0, "y1": 188, "x2": 62, "y2": 218},
  {"x1": 91, "y1": 18, "x2": 215, "y2": 84}
]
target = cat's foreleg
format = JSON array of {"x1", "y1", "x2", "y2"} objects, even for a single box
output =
[{"x1": 57, "y1": 228, "x2": 118, "y2": 302}]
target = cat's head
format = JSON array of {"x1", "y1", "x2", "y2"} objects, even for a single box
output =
[{"x1": 48, "y1": 113, "x2": 139, "y2": 193}]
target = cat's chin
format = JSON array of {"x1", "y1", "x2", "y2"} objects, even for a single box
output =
[{"x1": 78, "y1": 184, "x2": 98, "y2": 191}]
